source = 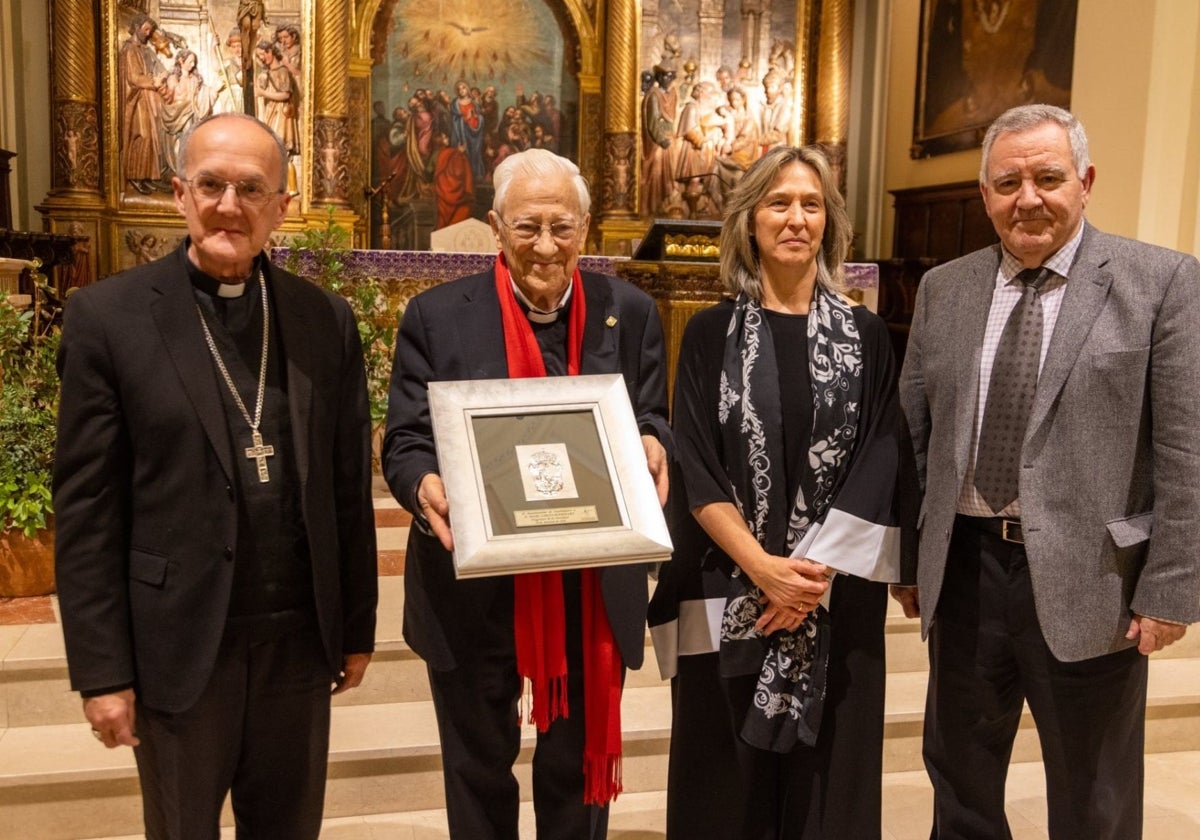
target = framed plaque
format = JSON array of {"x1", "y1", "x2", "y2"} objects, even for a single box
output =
[{"x1": 428, "y1": 374, "x2": 672, "y2": 578}]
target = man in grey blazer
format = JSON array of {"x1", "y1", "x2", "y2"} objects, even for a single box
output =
[{"x1": 896, "y1": 104, "x2": 1200, "y2": 839}]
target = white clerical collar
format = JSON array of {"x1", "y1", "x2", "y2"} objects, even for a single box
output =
[
  {"x1": 217, "y1": 282, "x2": 247, "y2": 298},
  {"x1": 511, "y1": 278, "x2": 572, "y2": 323}
]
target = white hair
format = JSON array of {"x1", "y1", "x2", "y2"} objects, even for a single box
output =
[{"x1": 492, "y1": 149, "x2": 591, "y2": 218}]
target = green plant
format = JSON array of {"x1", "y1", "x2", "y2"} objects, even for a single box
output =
[
  {"x1": 0, "y1": 281, "x2": 61, "y2": 537},
  {"x1": 285, "y1": 207, "x2": 394, "y2": 429}
]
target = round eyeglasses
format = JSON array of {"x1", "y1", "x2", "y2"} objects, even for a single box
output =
[
  {"x1": 497, "y1": 217, "x2": 582, "y2": 244},
  {"x1": 183, "y1": 174, "x2": 285, "y2": 206}
]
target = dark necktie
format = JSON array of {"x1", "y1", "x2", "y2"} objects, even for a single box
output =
[{"x1": 974, "y1": 267, "x2": 1050, "y2": 513}]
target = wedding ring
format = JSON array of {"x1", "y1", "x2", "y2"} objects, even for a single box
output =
[{"x1": 91, "y1": 729, "x2": 103, "y2": 741}]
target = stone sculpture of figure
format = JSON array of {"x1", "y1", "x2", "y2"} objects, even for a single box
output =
[
  {"x1": 660, "y1": 33, "x2": 682, "y2": 72},
  {"x1": 319, "y1": 141, "x2": 342, "y2": 198},
  {"x1": 160, "y1": 49, "x2": 222, "y2": 174},
  {"x1": 64, "y1": 129, "x2": 80, "y2": 172},
  {"x1": 768, "y1": 38, "x2": 796, "y2": 75},
  {"x1": 118, "y1": 14, "x2": 169, "y2": 194},
  {"x1": 275, "y1": 24, "x2": 302, "y2": 84},
  {"x1": 640, "y1": 65, "x2": 679, "y2": 217},
  {"x1": 66, "y1": 222, "x2": 92, "y2": 290},
  {"x1": 714, "y1": 86, "x2": 761, "y2": 200},
  {"x1": 237, "y1": 1, "x2": 267, "y2": 112},
  {"x1": 124, "y1": 230, "x2": 161, "y2": 265},
  {"x1": 671, "y1": 80, "x2": 723, "y2": 211},
  {"x1": 760, "y1": 67, "x2": 792, "y2": 152},
  {"x1": 218, "y1": 28, "x2": 245, "y2": 113},
  {"x1": 255, "y1": 42, "x2": 299, "y2": 156},
  {"x1": 450, "y1": 80, "x2": 486, "y2": 181},
  {"x1": 715, "y1": 64, "x2": 735, "y2": 94}
]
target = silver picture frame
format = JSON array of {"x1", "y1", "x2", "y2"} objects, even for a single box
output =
[{"x1": 428, "y1": 373, "x2": 672, "y2": 578}]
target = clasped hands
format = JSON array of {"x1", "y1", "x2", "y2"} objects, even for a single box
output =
[{"x1": 747, "y1": 555, "x2": 831, "y2": 636}]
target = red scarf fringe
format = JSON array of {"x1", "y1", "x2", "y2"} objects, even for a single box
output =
[{"x1": 494, "y1": 253, "x2": 624, "y2": 805}]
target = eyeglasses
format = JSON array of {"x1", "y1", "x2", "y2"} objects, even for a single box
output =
[
  {"x1": 497, "y1": 217, "x2": 582, "y2": 244},
  {"x1": 183, "y1": 174, "x2": 284, "y2": 206}
]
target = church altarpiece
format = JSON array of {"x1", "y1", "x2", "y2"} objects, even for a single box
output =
[{"x1": 37, "y1": 0, "x2": 854, "y2": 279}]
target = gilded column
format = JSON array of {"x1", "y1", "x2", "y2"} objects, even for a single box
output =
[
  {"x1": 815, "y1": 0, "x2": 853, "y2": 190},
  {"x1": 601, "y1": 0, "x2": 638, "y2": 221},
  {"x1": 37, "y1": 1, "x2": 103, "y2": 287},
  {"x1": 312, "y1": 0, "x2": 351, "y2": 207},
  {"x1": 793, "y1": 0, "x2": 814, "y2": 146},
  {"x1": 46, "y1": 0, "x2": 101, "y2": 195}
]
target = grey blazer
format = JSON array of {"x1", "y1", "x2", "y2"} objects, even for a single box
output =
[{"x1": 899, "y1": 223, "x2": 1200, "y2": 662}]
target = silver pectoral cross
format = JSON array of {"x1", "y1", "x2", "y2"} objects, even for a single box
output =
[{"x1": 244, "y1": 430, "x2": 275, "y2": 483}]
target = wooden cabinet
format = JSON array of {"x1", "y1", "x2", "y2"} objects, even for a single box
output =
[{"x1": 890, "y1": 180, "x2": 998, "y2": 261}]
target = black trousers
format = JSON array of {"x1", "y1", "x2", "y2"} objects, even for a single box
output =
[
  {"x1": 133, "y1": 611, "x2": 333, "y2": 840},
  {"x1": 925, "y1": 518, "x2": 1147, "y2": 840},
  {"x1": 666, "y1": 574, "x2": 888, "y2": 840},
  {"x1": 426, "y1": 571, "x2": 611, "y2": 840}
]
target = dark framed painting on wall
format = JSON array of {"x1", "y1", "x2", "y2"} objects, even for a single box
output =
[{"x1": 911, "y1": 0, "x2": 1077, "y2": 159}]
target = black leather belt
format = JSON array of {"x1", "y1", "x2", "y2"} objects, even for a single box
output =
[{"x1": 957, "y1": 515, "x2": 1024, "y2": 544}]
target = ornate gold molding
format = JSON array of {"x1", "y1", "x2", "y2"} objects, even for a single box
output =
[
  {"x1": 600, "y1": 132, "x2": 636, "y2": 216},
  {"x1": 816, "y1": 0, "x2": 852, "y2": 146},
  {"x1": 603, "y1": 0, "x2": 638, "y2": 133},
  {"x1": 313, "y1": 116, "x2": 351, "y2": 205},
  {"x1": 315, "y1": 0, "x2": 349, "y2": 117},
  {"x1": 48, "y1": 0, "x2": 101, "y2": 194}
]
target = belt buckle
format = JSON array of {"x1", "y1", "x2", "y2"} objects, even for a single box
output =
[{"x1": 1001, "y1": 520, "x2": 1023, "y2": 544}]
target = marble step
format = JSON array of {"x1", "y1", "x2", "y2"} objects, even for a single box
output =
[
  {"x1": 2, "y1": 659, "x2": 1199, "y2": 840},
  {"x1": 72, "y1": 751, "x2": 1200, "y2": 840},
  {"x1": 0, "y1": 687, "x2": 669, "y2": 840},
  {"x1": 5, "y1": 581, "x2": 1199, "y2": 729}
]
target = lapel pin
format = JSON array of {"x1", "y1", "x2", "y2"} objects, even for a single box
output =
[{"x1": 605, "y1": 315, "x2": 618, "y2": 328}]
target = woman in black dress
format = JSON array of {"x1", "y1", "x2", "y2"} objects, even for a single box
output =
[{"x1": 649, "y1": 145, "x2": 915, "y2": 840}]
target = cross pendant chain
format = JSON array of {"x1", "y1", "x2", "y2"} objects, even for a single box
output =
[
  {"x1": 244, "y1": 429, "x2": 275, "y2": 483},
  {"x1": 196, "y1": 273, "x2": 275, "y2": 485}
]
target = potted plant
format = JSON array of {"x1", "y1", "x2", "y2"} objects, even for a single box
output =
[
  {"x1": 0, "y1": 277, "x2": 61, "y2": 596},
  {"x1": 284, "y1": 209, "x2": 394, "y2": 466}
]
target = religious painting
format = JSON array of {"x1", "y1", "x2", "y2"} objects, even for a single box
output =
[
  {"x1": 637, "y1": 0, "x2": 801, "y2": 220},
  {"x1": 368, "y1": 0, "x2": 580, "y2": 249},
  {"x1": 912, "y1": 0, "x2": 1076, "y2": 158},
  {"x1": 114, "y1": 1, "x2": 306, "y2": 205}
]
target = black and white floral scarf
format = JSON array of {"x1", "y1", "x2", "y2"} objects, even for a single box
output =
[{"x1": 717, "y1": 284, "x2": 863, "y2": 752}]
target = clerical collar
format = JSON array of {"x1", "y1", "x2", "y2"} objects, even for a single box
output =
[
  {"x1": 511, "y1": 279, "x2": 573, "y2": 324},
  {"x1": 185, "y1": 247, "x2": 261, "y2": 298}
]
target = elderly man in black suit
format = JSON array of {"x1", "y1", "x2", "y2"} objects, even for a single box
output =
[
  {"x1": 54, "y1": 113, "x2": 378, "y2": 840},
  {"x1": 384, "y1": 148, "x2": 671, "y2": 840}
]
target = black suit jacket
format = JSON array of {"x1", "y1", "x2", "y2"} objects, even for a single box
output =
[
  {"x1": 383, "y1": 269, "x2": 672, "y2": 671},
  {"x1": 53, "y1": 245, "x2": 378, "y2": 713}
]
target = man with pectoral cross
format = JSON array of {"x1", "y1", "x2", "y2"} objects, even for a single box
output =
[{"x1": 54, "y1": 113, "x2": 378, "y2": 840}]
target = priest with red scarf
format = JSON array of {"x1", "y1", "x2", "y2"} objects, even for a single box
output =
[{"x1": 383, "y1": 148, "x2": 672, "y2": 840}]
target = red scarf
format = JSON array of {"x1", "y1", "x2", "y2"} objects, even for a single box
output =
[{"x1": 494, "y1": 253, "x2": 624, "y2": 805}]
